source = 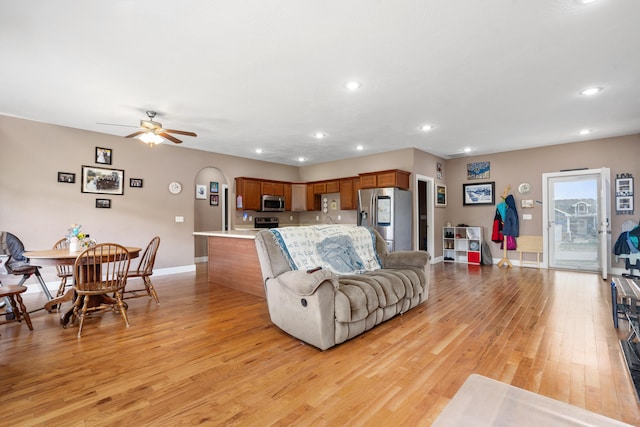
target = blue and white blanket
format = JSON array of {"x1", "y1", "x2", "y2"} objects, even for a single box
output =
[{"x1": 270, "y1": 225, "x2": 382, "y2": 275}]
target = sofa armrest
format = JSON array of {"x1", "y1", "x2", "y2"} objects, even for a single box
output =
[
  {"x1": 275, "y1": 268, "x2": 338, "y2": 296},
  {"x1": 382, "y1": 251, "x2": 430, "y2": 269}
]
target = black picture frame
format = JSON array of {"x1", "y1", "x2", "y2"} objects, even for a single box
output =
[
  {"x1": 210, "y1": 181, "x2": 219, "y2": 193},
  {"x1": 210, "y1": 194, "x2": 219, "y2": 206},
  {"x1": 57, "y1": 172, "x2": 75, "y2": 183},
  {"x1": 96, "y1": 198, "x2": 111, "y2": 209},
  {"x1": 463, "y1": 182, "x2": 495, "y2": 206},
  {"x1": 81, "y1": 165, "x2": 124, "y2": 195},
  {"x1": 130, "y1": 178, "x2": 143, "y2": 188},
  {"x1": 95, "y1": 147, "x2": 112, "y2": 165}
]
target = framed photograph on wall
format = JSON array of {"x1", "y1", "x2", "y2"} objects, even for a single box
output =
[
  {"x1": 96, "y1": 198, "x2": 111, "y2": 208},
  {"x1": 435, "y1": 184, "x2": 447, "y2": 207},
  {"x1": 463, "y1": 182, "x2": 495, "y2": 206},
  {"x1": 210, "y1": 194, "x2": 219, "y2": 206},
  {"x1": 467, "y1": 161, "x2": 490, "y2": 180},
  {"x1": 57, "y1": 172, "x2": 75, "y2": 183},
  {"x1": 81, "y1": 165, "x2": 124, "y2": 195},
  {"x1": 616, "y1": 196, "x2": 633, "y2": 212},
  {"x1": 129, "y1": 178, "x2": 143, "y2": 188},
  {"x1": 95, "y1": 147, "x2": 112, "y2": 165},
  {"x1": 210, "y1": 181, "x2": 219, "y2": 193},
  {"x1": 196, "y1": 184, "x2": 207, "y2": 199}
]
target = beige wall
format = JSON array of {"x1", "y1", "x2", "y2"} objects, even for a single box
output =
[
  {"x1": 2, "y1": 114, "x2": 638, "y2": 276},
  {"x1": 444, "y1": 135, "x2": 640, "y2": 264},
  {"x1": 0, "y1": 115, "x2": 299, "y2": 277}
]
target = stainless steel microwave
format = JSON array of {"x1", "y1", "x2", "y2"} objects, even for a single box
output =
[{"x1": 261, "y1": 195, "x2": 285, "y2": 212}]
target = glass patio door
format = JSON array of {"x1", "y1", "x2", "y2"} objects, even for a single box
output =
[{"x1": 542, "y1": 168, "x2": 611, "y2": 279}]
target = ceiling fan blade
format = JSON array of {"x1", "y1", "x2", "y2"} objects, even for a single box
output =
[
  {"x1": 160, "y1": 132, "x2": 183, "y2": 144},
  {"x1": 163, "y1": 129, "x2": 197, "y2": 137},
  {"x1": 125, "y1": 131, "x2": 145, "y2": 138}
]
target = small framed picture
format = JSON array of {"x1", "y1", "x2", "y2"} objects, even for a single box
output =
[
  {"x1": 95, "y1": 147, "x2": 112, "y2": 165},
  {"x1": 196, "y1": 184, "x2": 207, "y2": 199},
  {"x1": 521, "y1": 199, "x2": 534, "y2": 209},
  {"x1": 616, "y1": 196, "x2": 633, "y2": 212},
  {"x1": 463, "y1": 182, "x2": 495, "y2": 206},
  {"x1": 130, "y1": 178, "x2": 143, "y2": 188},
  {"x1": 435, "y1": 184, "x2": 447, "y2": 207},
  {"x1": 210, "y1": 194, "x2": 219, "y2": 206},
  {"x1": 57, "y1": 172, "x2": 75, "y2": 183},
  {"x1": 96, "y1": 198, "x2": 111, "y2": 209},
  {"x1": 210, "y1": 181, "x2": 219, "y2": 193}
]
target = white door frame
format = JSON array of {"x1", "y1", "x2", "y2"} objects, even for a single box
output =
[
  {"x1": 542, "y1": 167, "x2": 611, "y2": 279},
  {"x1": 415, "y1": 174, "x2": 435, "y2": 260}
]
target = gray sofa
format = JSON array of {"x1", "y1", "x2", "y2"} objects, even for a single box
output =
[{"x1": 254, "y1": 225, "x2": 431, "y2": 350}]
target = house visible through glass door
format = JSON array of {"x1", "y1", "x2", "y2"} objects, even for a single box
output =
[{"x1": 542, "y1": 168, "x2": 611, "y2": 279}]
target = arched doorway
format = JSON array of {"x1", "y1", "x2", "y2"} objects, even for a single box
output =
[{"x1": 194, "y1": 167, "x2": 229, "y2": 263}]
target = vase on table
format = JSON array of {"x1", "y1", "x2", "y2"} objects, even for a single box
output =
[{"x1": 69, "y1": 237, "x2": 80, "y2": 252}]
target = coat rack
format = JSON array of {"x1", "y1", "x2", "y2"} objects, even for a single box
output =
[{"x1": 497, "y1": 185, "x2": 513, "y2": 268}]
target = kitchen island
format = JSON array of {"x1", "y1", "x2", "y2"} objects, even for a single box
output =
[{"x1": 193, "y1": 230, "x2": 265, "y2": 298}]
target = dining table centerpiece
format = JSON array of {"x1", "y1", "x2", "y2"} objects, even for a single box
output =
[{"x1": 67, "y1": 224, "x2": 94, "y2": 252}]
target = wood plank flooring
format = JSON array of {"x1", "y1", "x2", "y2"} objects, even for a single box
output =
[{"x1": 1, "y1": 263, "x2": 639, "y2": 425}]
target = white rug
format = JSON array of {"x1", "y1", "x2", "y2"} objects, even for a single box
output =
[{"x1": 433, "y1": 374, "x2": 632, "y2": 426}]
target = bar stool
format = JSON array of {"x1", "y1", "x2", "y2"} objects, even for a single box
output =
[{"x1": 0, "y1": 285, "x2": 34, "y2": 332}]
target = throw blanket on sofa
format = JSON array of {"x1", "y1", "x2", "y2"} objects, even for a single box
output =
[{"x1": 270, "y1": 225, "x2": 382, "y2": 275}]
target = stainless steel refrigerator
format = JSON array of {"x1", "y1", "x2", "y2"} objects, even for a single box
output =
[{"x1": 358, "y1": 187, "x2": 412, "y2": 251}]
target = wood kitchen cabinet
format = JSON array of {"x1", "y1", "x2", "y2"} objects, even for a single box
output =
[
  {"x1": 261, "y1": 181, "x2": 284, "y2": 196},
  {"x1": 235, "y1": 177, "x2": 262, "y2": 210},
  {"x1": 326, "y1": 180, "x2": 340, "y2": 193},
  {"x1": 339, "y1": 177, "x2": 359, "y2": 210},
  {"x1": 359, "y1": 169, "x2": 410, "y2": 190},
  {"x1": 313, "y1": 182, "x2": 327, "y2": 195},
  {"x1": 307, "y1": 184, "x2": 321, "y2": 211},
  {"x1": 284, "y1": 183, "x2": 292, "y2": 211}
]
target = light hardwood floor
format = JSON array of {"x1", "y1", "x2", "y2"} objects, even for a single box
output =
[{"x1": 1, "y1": 263, "x2": 639, "y2": 425}]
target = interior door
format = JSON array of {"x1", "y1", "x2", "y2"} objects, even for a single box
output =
[{"x1": 542, "y1": 168, "x2": 611, "y2": 279}]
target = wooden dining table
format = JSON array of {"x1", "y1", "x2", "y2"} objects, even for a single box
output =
[{"x1": 23, "y1": 246, "x2": 141, "y2": 325}]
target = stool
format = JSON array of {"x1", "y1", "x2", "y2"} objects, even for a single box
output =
[{"x1": 0, "y1": 285, "x2": 33, "y2": 332}]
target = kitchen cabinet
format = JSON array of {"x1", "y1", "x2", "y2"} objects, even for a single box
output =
[
  {"x1": 307, "y1": 184, "x2": 321, "y2": 211},
  {"x1": 235, "y1": 177, "x2": 261, "y2": 210},
  {"x1": 339, "y1": 178, "x2": 359, "y2": 210},
  {"x1": 261, "y1": 181, "x2": 284, "y2": 196},
  {"x1": 291, "y1": 183, "x2": 306, "y2": 211},
  {"x1": 326, "y1": 180, "x2": 340, "y2": 193},
  {"x1": 284, "y1": 183, "x2": 292, "y2": 211},
  {"x1": 313, "y1": 182, "x2": 327, "y2": 195},
  {"x1": 359, "y1": 169, "x2": 410, "y2": 190}
]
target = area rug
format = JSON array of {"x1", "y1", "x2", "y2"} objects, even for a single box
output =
[{"x1": 432, "y1": 374, "x2": 632, "y2": 426}]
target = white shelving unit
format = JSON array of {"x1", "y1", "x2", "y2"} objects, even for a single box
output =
[{"x1": 443, "y1": 226, "x2": 482, "y2": 265}]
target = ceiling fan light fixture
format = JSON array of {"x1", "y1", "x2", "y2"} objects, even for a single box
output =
[{"x1": 139, "y1": 131, "x2": 164, "y2": 145}]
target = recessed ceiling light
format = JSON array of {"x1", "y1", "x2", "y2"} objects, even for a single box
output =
[
  {"x1": 420, "y1": 124, "x2": 434, "y2": 132},
  {"x1": 463, "y1": 147, "x2": 472, "y2": 153},
  {"x1": 346, "y1": 81, "x2": 362, "y2": 91},
  {"x1": 579, "y1": 86, "x2": 603, "y2": 96},
  {"x1": 579, "y1": 129, "x2": 592, "y2": 135},
  {"x1": 255, "y1": 148, "x2": 263, "y2": 154},
  {"x1": 356, "y1": 145, "x2": 364, "y2": 151},
  {"x1": 297, "y1": 157, "x2": 306, "y2": 162},
  {"x1": 314, "y1": 132, "x2": 327, "y2": 139},
  {"x1": 576, "y1": 0, "x2": 597, "y2": 4}
]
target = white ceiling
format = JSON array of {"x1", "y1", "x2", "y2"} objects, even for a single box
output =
[{"x1": 2, "y1": 0, "x2": 639, "y2": 166}]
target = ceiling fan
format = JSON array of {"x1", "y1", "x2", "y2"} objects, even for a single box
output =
[{"x1": 124, "y1": 111, "x2": 197, "y2": 144}]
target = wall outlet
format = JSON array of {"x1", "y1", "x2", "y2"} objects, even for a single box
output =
[
  {"x1": 523, "y1": 214, "x2": 532, "y2": 220},
  {"x1": 289, "y1": 215, "x2": 293, "y2": 221},
  {"x1": 337, "y1": 215, "x2": 341, "y2": 221},
  {"x1": 316, "y1": 215, "x2": 320, "y2": 221}
]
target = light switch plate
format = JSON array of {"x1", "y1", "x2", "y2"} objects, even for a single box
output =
[
  {"x1": 175, "y1": 216, "x2": 184, "y2": 223},
  {"x1": 523, "y1": 214, "x2": 532, "y2": 220}
]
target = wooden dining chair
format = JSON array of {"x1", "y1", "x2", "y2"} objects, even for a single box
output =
[
  {"x1": 53, "y1": 238, "x2": 74, "y2": 298},
  {"x1": 123, "y1": 236, "x2": 160, "y2": 304},
  {"x1": 70, "y1": 243, "x2": 130, "y2": 338}
]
